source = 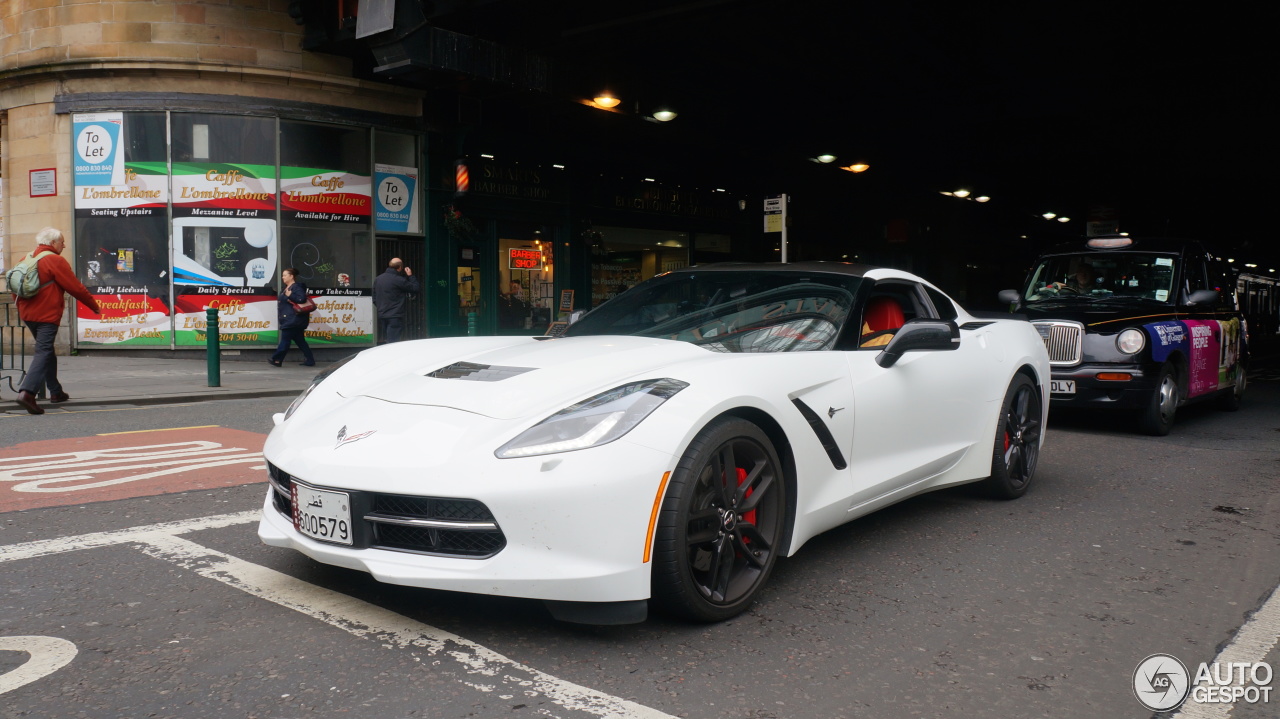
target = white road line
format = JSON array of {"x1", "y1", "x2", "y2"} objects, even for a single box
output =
[
  {"x1": 1174, "y1": 584, "x2": 1280, "y2": 719},
  {"x1": 0, "y1": 636, "x2": 78, "y2": 695},
  {"x1": 0, "y1": 511, "x2": 260, "y2": 564},
  {"x1": 0, "y1": 511, "x2": 675, "y2": 719},
  {"x1": 135, "y1": 534, "x2": 675, "y2": 719}
]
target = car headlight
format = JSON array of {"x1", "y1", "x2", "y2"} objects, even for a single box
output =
[
  {"x1": 284, "y1": 353, "x2": 358, "y2": 420},
  {"x1": 1116, "y1": 328, "x2": 1145, "y2": 354},
  {"x1": 495, "y1": 378, "x2": 689, "y2": 458}
]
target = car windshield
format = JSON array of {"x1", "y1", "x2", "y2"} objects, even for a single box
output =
[
  {"x1": 1023, "y1": 252, "x2": 1178, "y2": 303},
  {"x1": 564, "y1": 269, "x2": 863, "y2": 352}
]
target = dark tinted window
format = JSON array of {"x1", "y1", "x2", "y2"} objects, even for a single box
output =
[{"x1": 925, "y1": 286, "x2": 958, "y2": 320}]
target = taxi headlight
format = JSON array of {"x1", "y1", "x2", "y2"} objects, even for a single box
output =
[
  {"x1": 1116, "y1": 328, "x2": 1145, "y2": 354},
  {"x1": 496, "y1": 378, "x2": 689, "y2": 458},
  {"x1": 284, "y1": 353, "x2": 357, "y2": 420}
]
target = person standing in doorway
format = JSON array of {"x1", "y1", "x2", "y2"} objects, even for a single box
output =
[
  {"x1": 269, "y1": 267, "x2": 315, "y2": 367},
  {"x1": 373, "y1": 257, "x2": 420, "y2": 343},
  {"x1": 11, "y1": 227, "x2": 102, "y2": 415}
]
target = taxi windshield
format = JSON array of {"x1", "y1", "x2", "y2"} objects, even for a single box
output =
[
  {"x1": 564, "y1": 270, "x2": 862, "y2": 352},
  {"x1": 1023, "y1": 252, "x2": 1178, "y2": 303}
]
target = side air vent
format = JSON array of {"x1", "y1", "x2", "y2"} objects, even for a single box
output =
[{"x1": 426, "y1": 362, "x2": 535, "y2": 381}]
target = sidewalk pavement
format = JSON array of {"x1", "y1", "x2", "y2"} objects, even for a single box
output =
[{"x1": 2, "y1": 354, "x2": 324, "y2": 414}]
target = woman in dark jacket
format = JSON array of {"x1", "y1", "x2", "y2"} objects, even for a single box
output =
[{"x1": 269, "y1": 267, "x2": 315, "y2": 367}]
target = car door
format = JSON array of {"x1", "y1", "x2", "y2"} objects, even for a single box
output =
[{"x1": 841, "y1": 281, "x2": 992, "y2": 511}]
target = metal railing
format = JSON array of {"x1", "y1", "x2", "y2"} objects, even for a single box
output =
[{"x1": 1, "y1": 298, "x2": 28, "y2": 393}]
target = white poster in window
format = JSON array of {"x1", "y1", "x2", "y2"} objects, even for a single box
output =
[
  {"x1": 72, "y1": 113, "x2": 125, "y2": 187},
  {"x1": 373, "y1": 164, "x2": 420, "y2": 232}
]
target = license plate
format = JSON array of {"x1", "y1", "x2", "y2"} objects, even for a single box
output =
[
  {"x1": 292, "y1": 482, "x2": 353, "y2": 546},
  {"x1": 1050, "y1": 379, "x2": 1076, "y2": 395}
]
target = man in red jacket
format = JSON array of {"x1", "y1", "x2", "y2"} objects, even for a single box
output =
[{"x1": 11, "y1": 227, "x2": 101, "y2": 415}]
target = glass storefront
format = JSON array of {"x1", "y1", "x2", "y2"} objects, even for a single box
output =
[
  {"x1": 70, "y1": 111, "x2": 421, "y2": 349},
  {"x1": 589, "y1": 226, "x2": 691, "y2": 306}
]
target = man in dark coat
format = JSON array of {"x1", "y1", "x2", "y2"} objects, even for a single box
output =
[
  {"x1": 373, "y1": 257, "x2": 420, "y2": 343},
  {"x1": 11, "y1": 227, "x2": 102, "y2": 414}
]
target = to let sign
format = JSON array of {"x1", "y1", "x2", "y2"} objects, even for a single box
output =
[{"x1": 509, "y1": 247, "x2": 543, "y2": 270}]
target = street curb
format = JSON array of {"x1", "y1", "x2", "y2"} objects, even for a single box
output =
[{"x1": 10, "y1": 389, "x2": 304, "y2": 411}]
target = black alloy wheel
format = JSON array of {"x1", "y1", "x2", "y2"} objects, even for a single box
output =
[
  {"x1": 651, "y1": 418, "x2": 787, "y2": 621},
  {"x1": 980, "y1": 374, "x2": 1042, "y2": 499}
]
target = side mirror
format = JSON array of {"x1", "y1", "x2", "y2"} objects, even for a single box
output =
[
  {"x1": 1186, "y1": 289, "x2": 1219, "y2": 307},
  {"x1": 997, "y1": 289, "x2": 1021, "y2": 305},
  {"x1": 876, "y1": 319, "x2": 960, "y2": 368}
]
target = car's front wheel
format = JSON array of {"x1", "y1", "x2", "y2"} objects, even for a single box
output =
[
  {"x1": 1139, "y1": 363, "x2": 1179, "y2": 435},
  {"x1": 980, "y1": 374, "x2": 1042, "y2": 499},
  {"x1": 651, "y1": 417, "x2": 787, "y2": 622}
]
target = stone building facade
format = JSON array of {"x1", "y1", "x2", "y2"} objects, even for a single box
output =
[{"x1": 1, "y1": 0, "x2": 425, "y2": 353}]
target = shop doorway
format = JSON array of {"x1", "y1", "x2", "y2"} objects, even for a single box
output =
[
  {"x1": 375, "y1": 237, "x2": 427, "y2": 341},
  {"x1": 456, "y1": 244, "x2": 486, "y2": 335}
]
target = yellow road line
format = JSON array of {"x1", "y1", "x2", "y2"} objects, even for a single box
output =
[{"x1": 98, "y1": 424, "x2": 220, "y2": 435}]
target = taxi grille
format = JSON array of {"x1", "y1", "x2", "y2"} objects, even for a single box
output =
[
  {"x1": 1033, "y1": 321, "x2": 1084, "y2": 366},
  {"x1": 266, "y1": 463, "x2": 505, "y2": 559}
]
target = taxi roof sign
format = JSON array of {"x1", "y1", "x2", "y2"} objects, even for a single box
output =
[{"x1": 1086, "y1": 236, "x2": 1134, "y2": 249}]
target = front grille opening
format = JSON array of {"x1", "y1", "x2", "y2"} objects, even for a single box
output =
[
  {"x1": 371, "y1": 524, "x2": 506, "y2": 557},
  {"x1": 268, "y1": 462, "x2": 293, "y2": 516},
  {"x1": 368, "y1": 492, "x2": 505, "y2": 558},
  {"x1": 372, "y1": 494, "x2": 494, "y2": 521}
]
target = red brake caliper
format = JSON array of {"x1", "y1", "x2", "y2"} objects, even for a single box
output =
[{"x1": 736, "y1": 467, "x2": 756, "y2": 527}]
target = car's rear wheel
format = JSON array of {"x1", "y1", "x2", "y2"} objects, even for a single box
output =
[
  {"x1": 980, "y1": 374, "x2": 1042, "y2": 499},
  {"x1": 1217, "y1": 363, "x2": 1246, "y2": 411},
  {"x1": 651, "y1": 417, "x2": 786, "y2": 622},
  {"x1": 1139, "y1": 363, "x2": 1179, "y2": 435}
]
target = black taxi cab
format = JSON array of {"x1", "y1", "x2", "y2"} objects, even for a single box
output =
[{"x1": 999, "y1": 236, "x2": 1247, "y2": 435}]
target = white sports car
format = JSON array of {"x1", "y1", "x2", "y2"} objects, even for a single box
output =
[{"x1": 259, "y1": 263, "x2": 1050, "y2": 624}]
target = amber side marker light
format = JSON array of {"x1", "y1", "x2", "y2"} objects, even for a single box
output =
[
  {"x1": 643, "y1": 472, "x2": 672, "y2": 563},
  {"x1": 1096, "y1": 372, "x2": 1133, "y2": 381}
]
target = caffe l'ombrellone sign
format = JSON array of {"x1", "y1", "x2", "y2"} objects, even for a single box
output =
[
  {"x1": 280, "y1": 167, "x2": 371, "y2": 223},
  {"x1": 171, "y1": 163, "x2": 277, "y2": 219}
]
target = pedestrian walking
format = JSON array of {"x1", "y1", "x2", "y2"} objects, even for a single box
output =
[
  {"x1": 9, "y1": 227, "x2": 101, "y2": 415},
  {"x1": 269, "y1": 267, "x2": 316, "y2": 367},
  {"x1": 373, "y1": 257, "x2": 420, "y2": 343}
]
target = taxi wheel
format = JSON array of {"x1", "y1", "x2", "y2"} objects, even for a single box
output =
[
  {"x1": 1139, "y1": 363, "x2": 1179, "y2": 436},
  {"x1": 1217, "y1": 363, "x2": 1246, "y2": 412},
  {"x1": 980, "y1": 374, "x2": 1041, "y2": 499},
  {"x1": 651, "y1": 418, "x2": 786, "y2": 622}
]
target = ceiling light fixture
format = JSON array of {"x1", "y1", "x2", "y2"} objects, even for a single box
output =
[
  {"x1": 842, "y1": 162, "x2": 870, "y2": 173},
  {"x1": 814, "y1": 154, "x2": 837, "y2": 163},
  {"x1": 651, "y1": 109, "x2": 678, "y2": 122},
  {"x1": 1042, "y1": 212, "x2": 1057, "y2": 219},
  {"x1": 952, "y1": 189, "x2": 971, "y2": 198},
  {"x1": 593, "y1": 92, "x2": 620, "y2": 108},
  {"x1": 1057, "y1": 216, "x2": 1071, "y2": 222},
  {"x1": 974, "y1": 195, "x2": 990, "y2": 202}
]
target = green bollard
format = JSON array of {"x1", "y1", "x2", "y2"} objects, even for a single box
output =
[
  {"x1": 467, "y1": 311, "x2": 477, "y2": 336},
  {"x1": 206, "y1": 307, "x2": 221, "y2": 387}
]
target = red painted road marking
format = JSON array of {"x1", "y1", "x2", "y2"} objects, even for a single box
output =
[{"x1": 0, "y1": 427, "x2": 266, "y2": 512}]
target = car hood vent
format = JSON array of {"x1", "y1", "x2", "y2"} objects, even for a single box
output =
[{"x1": 426, "y1": 361, "x2": 535, "y2": 381}]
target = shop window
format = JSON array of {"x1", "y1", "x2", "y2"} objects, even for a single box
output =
[
  {"x1": 373, "y1": 131, "x2": 421, "y2": 234},
  {"x1": 589, "y1": 226, "x2": 689, "y2": 307},
  {"x1": 74, "y1": 112, "x2": 174, "y2": 347},
  {"x1": 280, "y1": 121, "x2": 371, "y2": 290},
  {"x1": 497, "y1": 224, "x2": 554, "y2": 331},
  {"x1": 171, "y1": 114, "x2": 275, "y2": 164}
]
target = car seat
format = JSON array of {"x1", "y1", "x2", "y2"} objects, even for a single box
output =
[{"x1": 860, "y1": 296, "x2": 905, "y2": 347}]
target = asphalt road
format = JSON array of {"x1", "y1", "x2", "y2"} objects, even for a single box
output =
[{"x1": 1, "y1": 376, "x2": 1277, "y2": 718}]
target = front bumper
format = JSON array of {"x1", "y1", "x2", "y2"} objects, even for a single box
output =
[
  {"x1": 1048, "y1": 363, "x2": 1157, "y2": 409},
  {"x1": 257, "y1": 401, "x2": 679, "y2": 604}
]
